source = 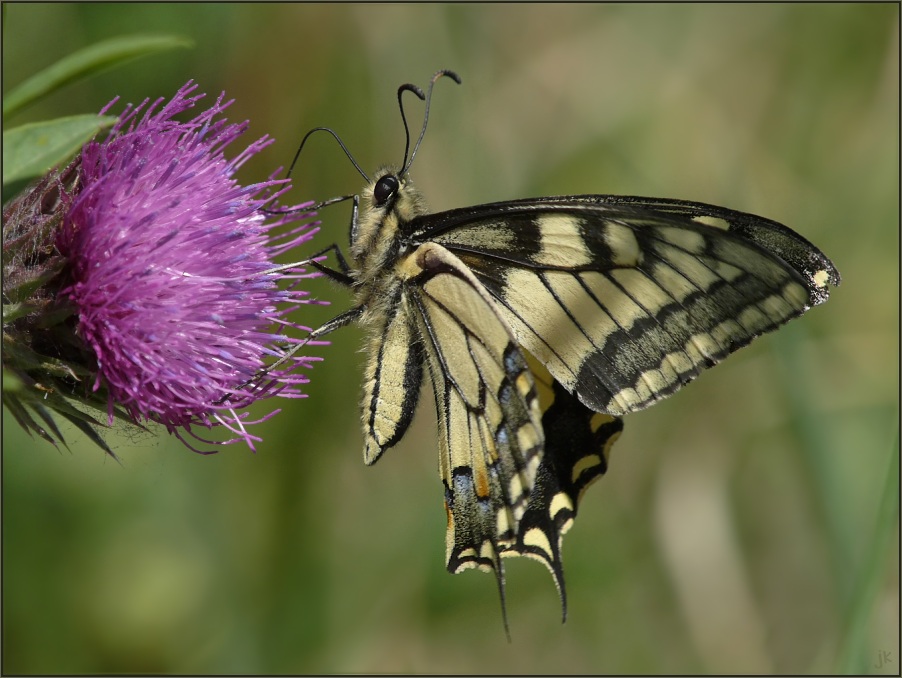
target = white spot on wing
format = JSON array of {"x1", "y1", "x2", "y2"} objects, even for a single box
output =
[
  {"x1": 813, "y1": 269, "x2": 831, "y2": 288},
  {"x1": 692, "y1": 215, "x2": 731, "y2": 230}
]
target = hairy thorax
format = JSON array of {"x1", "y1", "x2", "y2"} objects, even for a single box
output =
[{"x1": 350, "y1": 168, "x2": 430, "y2": 326}]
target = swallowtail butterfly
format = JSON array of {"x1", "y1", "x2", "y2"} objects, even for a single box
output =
[{"x1": 278, "y1": 70, "x2": 840, "y2": 631}]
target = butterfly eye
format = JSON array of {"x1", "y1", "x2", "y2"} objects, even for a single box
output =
[{"x1": 373, "y1": 175, "x2": 399, "y2": 206}]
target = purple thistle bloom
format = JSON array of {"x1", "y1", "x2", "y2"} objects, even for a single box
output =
[{"x1": 53, "y1": 81, "x2": 323, "y2": 452}]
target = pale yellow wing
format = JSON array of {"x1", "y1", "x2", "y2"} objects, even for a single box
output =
[
  {"x1": 407, "y1": 243, "x2": 543, "y2": 608},
  {"x1": 358, "y1": 285, "x2": 423, "y2": 466}
]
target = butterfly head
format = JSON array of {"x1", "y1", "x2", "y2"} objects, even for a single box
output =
[{"x1": 350, "y1": 165, "x2": 428, "y2": 273}]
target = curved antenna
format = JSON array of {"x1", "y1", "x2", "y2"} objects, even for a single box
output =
[
  {"x1": 262, "y1": 126, "x2": 368, "y2": 217},
  {"x1": 286, "y1": 126, "x2": 369, "y2": 184},
  {"x1": 397, "y1": 83, "x2": 426, "y2": 172},
  {"x1": 401, "y1": 69, "x2": 462, "y2": 176}
]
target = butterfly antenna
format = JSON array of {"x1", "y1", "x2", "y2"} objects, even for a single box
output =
[
  {"x1": 397, "y1": 83, "x2": 426, "y2": 171},
  {"x1": 401, "y1": 69, "x2": 462, "y2": 175},
  {"x1": 262, "y1": 127, "x2": 369, "y2": 216},
  {"x1": 286, "y1": 127, "x2": 369, "y2": 184}
]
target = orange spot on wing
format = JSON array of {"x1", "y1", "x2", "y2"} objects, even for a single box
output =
[{"x1": 474, "y1": 465, "x2": 490, "y2": 499}]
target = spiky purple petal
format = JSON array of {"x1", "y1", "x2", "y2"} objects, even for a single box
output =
[{"x1": 55, "y1": 81, "x2": 323, "y2": 450}]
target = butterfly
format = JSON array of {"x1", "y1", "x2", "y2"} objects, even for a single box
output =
[{"x1": 280, "y1": 69, "x2": 840, "y2": 631}]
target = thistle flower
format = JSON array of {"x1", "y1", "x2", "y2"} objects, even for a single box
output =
[{"x1": 2, "y1": 81, "x2": 322, "y2": 455}]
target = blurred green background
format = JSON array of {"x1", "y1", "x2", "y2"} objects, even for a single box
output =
[{"x1": 3, "y1": 4, "x2": 898, "y2": 674}]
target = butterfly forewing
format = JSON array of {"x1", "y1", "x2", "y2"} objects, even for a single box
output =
[{"x1": 413, "y1": 197, "x2": 837, "y2": 416}]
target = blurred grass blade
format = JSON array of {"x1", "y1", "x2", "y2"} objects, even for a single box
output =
[
  {"x1": 772, "y1": 328, "x2": 859, "y2": 603},
  {"x1": 2, "y1": 114, "x2": 116, "y2": 184},
  {"x1": 837, "y1": 425, "x2": 899, "y2": 673},
  {"x1": 3, "y1": 34, "x2": 193, "y2": 117}
]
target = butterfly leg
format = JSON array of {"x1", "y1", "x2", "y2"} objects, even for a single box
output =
[
  {"x1": 292, "y1": 194, "x2": 360, "y2": 285},
  {"x1": 302, "y1": 247, "x2": 355, "y2": 286},
  {"x1": 268, "y1": 193, "x2": 357, "y2": 282},
  {"x1": 218, "y1": 306, "x2": 365, "y2": 405},
  {"x1": 270, "y1": 305, "x2": 364, "y2": 368}
]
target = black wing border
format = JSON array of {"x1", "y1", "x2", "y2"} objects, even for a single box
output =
[{"x1": 404, "y1": 194, "x2": 840, "y2": 304}]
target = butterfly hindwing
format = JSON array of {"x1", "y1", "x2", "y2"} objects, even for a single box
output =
[
  {"x1": 405, "y1": 243, "x2": 544, "y2": 598},
  {"x1": 411, "y1": 195, "x2": 838, "y2": 416},
  {"x1": 360, "y1": 284, "x2": 423, "y2": 465},
  {"x1": 358, "y1": 237, "x2": 623, "y2": 626},
  {"x1": 501, "y1": 379, "x2": 623, "y2": 619}
]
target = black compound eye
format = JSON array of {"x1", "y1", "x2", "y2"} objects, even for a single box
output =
[{"x1": 373, "y1": 175, "x2": 399, "y2": 206}]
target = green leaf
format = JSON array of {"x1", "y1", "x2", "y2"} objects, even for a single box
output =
[
  {"x1": 3, "y1": 34, "x2": 193, "y2": 117},
  {"x1": 2, "y1": 337, "x2": 87, "y2": 381},
  {"x1": 2, "y1": 114, "x2": 116, "y2": 185}
]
